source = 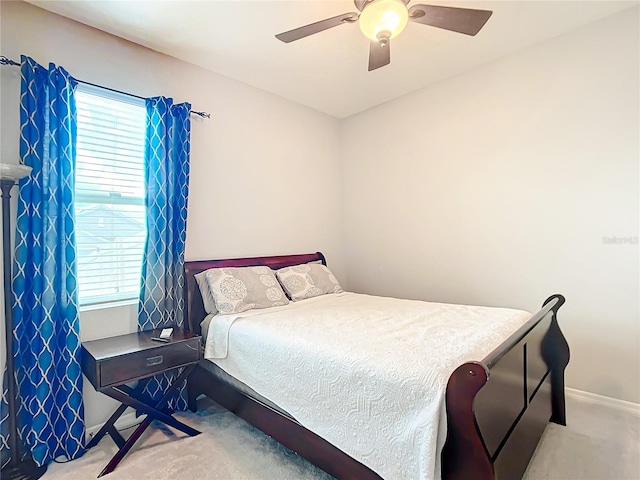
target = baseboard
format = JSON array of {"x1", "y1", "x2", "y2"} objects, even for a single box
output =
[
  {"x1": 85, "y1": 411, "x2": 139, "y2": 444},
  {"x1": 566, "y1": 388, "x2": 640, "y2": 416}
]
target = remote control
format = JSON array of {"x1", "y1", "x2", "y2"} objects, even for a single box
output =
[
  {"x1": 151, "y1": 336, "x2": 170, "y2": 343},
  {"x1": 159, "y1": 327, "x2": 173, "y2": 339}
]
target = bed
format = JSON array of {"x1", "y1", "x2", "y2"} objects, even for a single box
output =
[{"x1": 183, "y1": 252, "x2": 570, "y2": 480}]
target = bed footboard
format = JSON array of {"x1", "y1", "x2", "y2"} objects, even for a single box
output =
[{"x1": 442, "y1": 294, "x2": 569, "y2": 480}]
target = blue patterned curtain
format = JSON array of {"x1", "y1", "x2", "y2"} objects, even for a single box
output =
[
  {"x1": 0, "y1": 56, "x2": 85, "y2": 467},
  {"x1": 138, "y1": 97, "x2": 191, "y2": 409}
]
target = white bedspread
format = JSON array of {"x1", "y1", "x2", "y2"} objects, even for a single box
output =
[{"x1": 204, "y1": 292, "x2": 530, "y2": 480}]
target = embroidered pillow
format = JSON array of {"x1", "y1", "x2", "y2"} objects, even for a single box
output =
[
  {"x1": 195, "y1": 270, "x2": 218, "y2": 315},
  {"x1": 276, "y1": 263, "x2": 343, "y2": 301},
  {"x1": 205, "y1": 266, "x2": 289, "y2": 314}
]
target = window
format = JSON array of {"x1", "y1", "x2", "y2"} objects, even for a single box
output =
[{"x1": 75, "y1": 84, "x2": 146, "y2": 307}]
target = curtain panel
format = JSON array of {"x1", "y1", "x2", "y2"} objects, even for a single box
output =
[
  {"x1": 138, "y1": 97, "x2": 191, "y2": 409},
  {"x1": 0, "y1": 55, "x2": 85, "y2": 467}
]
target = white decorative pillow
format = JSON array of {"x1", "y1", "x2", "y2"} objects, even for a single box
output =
[
  {"x1": 195, "y1": 270, "x2": 217, "y2": 315},
  {"x1": 276, "y1": 263, "x2": 343, "y2": 301},
  {"x1": 205, "y1": 266, "x2": 289, "y2": 315}
]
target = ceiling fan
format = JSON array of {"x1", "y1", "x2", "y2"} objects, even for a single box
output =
[{"x1": 276, "y1": 0, "x2": 492, "y2": 71}]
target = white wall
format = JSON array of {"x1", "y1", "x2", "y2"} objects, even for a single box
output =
[
  {"x1": 342, "y1": 9, "x2": 639, "y2": 403},
  {"x1": 0, "y1": 0, "x2": 345, "y2": 429}
]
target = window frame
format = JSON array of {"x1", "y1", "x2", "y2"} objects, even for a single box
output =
[{"x1": 74, "y1": 83, "x2": 147, "y2": 310}]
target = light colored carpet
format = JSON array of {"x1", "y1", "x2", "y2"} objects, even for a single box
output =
[
  {"x1": 523, "y1": 396, "x2": 640, "y2": 480},
  {"x1": 43, "y1": 395, "x2": 640, "y2": 480}
]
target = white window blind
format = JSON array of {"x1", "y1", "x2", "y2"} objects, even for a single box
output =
[{"x1": 75, "y1": 84, "x2": 147, "y2": 307}]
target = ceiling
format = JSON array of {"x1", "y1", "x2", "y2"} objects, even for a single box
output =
[{"x1": 26, "y1": 0, "x2": 636, "y2": 118}]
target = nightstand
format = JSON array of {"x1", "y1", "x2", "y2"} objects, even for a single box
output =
[{"x1": 81, "y1": 327, "x2": 202, "y2": 477}]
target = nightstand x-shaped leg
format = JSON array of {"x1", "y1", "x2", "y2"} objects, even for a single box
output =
[{"x1": 87, "y1": 364, "x2": 201, "y2": 477}]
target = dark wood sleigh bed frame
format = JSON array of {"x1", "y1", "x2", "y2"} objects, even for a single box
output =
[{"x1": 183, "y1": 252, "x2": 570, "y2": 480}]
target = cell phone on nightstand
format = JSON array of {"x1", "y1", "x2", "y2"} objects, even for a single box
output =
[{"x1": 151, "y1": 327, "x2": 173, "y2": 343}]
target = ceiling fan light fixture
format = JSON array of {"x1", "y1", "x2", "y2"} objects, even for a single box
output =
[{"x1": 359, "y1": 0, "x2": 409, "y2": 42}]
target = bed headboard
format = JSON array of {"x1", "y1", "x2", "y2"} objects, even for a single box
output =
[{"x1": 183, "y1": 252, "x2": 326, "y2": 335}]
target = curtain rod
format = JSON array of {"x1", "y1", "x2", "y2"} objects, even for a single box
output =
[{"x1": 0, "y1": 56, "x2": 210, "y2": 119}]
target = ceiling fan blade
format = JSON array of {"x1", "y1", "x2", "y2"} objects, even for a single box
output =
[
  {"x1": 368, "y1": 40, "x2": 391, "y2": 71},
  {"x1": 408, "y1": 4, "x2": 492, "y2": 36},
  {"x1": 276, "y1": 13, "x2": 358, "y2": 43}
]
